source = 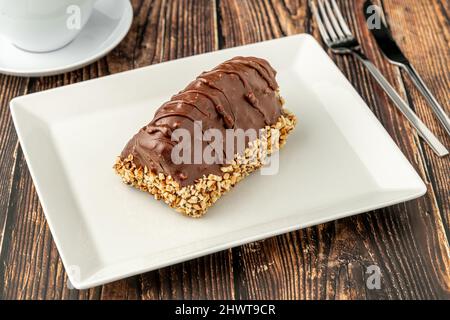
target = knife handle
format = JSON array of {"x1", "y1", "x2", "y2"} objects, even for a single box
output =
[
  {"x1": 351, "y1": 51, "x2": 448, "y2": 157},
  {"x1": 401, "y1": 63, "x2": 450, "y2": 137}
]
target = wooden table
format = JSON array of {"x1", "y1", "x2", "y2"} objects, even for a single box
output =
[{"x1": 0, "y1": 0, "x2": 449, "y2": 300}]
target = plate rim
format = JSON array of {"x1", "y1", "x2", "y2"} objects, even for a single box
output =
[{"x1": 10, "y1": 33, "x2": 427, "y2": 289}]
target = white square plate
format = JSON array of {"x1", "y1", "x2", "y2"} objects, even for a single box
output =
[{"x1": 10, "y1": 34, "x2": 426, "y2": 289}]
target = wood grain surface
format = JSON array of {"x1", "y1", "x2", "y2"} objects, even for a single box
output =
[{"x1": 0, "y1": 0, "x2": 449, "y2": 300}]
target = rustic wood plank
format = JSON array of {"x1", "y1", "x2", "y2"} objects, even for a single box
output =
[
  {"x1": 323, "y1": 0, "x2": 449, "y2": 299},
  {"x1": 0, "y1": 75, "x2": 29, "y2": 299},
  {"x1": 0, "y1": 76, "x2": 27, "y2": 255},
  {"x1": 219, "y1": 0, "x2": 450, "y2": 299},
  {"x1": 0, "y1": 0, "x2": 448, "y2": 300},
  {"x1": 381, "y1": 0, "x2": 450, "y2": 247},
  {"x1": 100, "y1": 277, "x2": 140, "y2": 300}
]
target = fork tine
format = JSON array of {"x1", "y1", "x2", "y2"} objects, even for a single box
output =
[
  {"x1": 317, "y1": 0, "x2": 338, "y2": 42},
  {"x1": 309, "y1": 0, "x2": 332, "y2": 45},
  {"x1": 330, "y1": 0, "x2": 353, "y2": 37},
  {"x1": 323, "y1": 0, "x2": 345, "y2": 39}
]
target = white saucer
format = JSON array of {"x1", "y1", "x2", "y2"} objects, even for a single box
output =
[{"x1": 0, "y1": 0, "x2": 133, "y2": 77}]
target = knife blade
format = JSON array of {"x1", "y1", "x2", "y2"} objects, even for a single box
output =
[
  {"x1": 363, "y1": 1, "x2": 408, "y2": 64},
  {"x1": 364, "y1": 0, "x2": 450, "y2": 137}
]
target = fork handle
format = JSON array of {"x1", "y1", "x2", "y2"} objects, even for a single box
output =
[
  {"x1": 401, "y1": 63, "x2": 450, "y2": 137},
  {"x1": 352, "y1": 51, "x2": 448, "y2": 157}
]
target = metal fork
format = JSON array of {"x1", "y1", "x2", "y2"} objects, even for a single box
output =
[{"x1": 310, "y1": 0, "x2": 448, "y2": 157}]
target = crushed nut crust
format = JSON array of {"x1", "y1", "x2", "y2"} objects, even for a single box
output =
[{"x1": 114, "y1": 109, "x2": 297, "y2": 218}]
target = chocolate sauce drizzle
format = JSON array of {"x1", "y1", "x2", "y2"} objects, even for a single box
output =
[{"x1": 121, "y1": 56, "x2": 283, "y2": 186}]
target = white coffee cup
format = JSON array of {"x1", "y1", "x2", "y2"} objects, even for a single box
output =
[{"x1": 0, "y1": 0, "x2": 99, "y2": 52}]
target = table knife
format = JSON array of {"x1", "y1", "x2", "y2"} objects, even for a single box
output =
[{"x1": 364, "y1": 0, "x2": 450, "y2": 138}]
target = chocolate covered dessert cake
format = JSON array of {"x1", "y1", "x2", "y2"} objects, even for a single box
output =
[{"x1": 114, "y1": 56, "x2": 297, "y2": 217}]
